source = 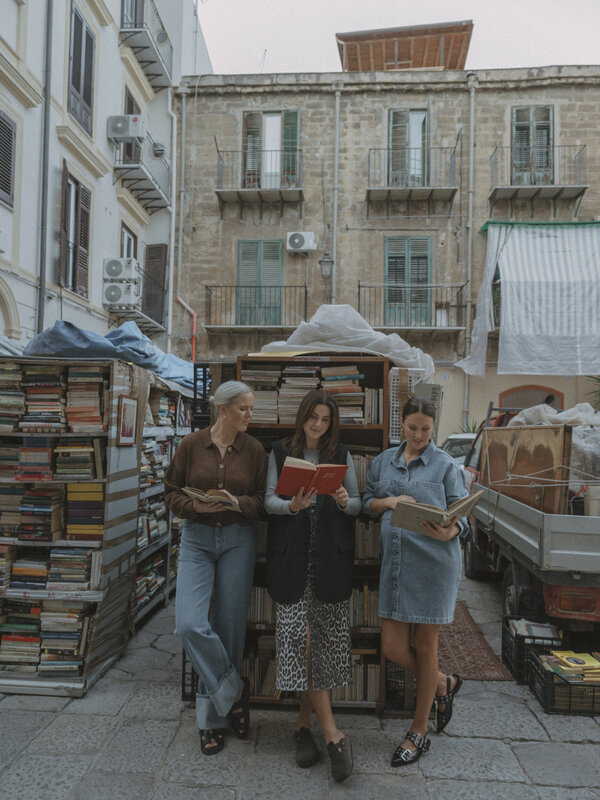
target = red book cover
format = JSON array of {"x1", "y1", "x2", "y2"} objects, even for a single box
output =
[{"x1": 275, "y1": 457, "x2": 348, "y2": 496}]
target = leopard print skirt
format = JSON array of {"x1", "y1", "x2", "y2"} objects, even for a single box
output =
[{"x1": 274, "y1": 509, "x2": 352, "y2": 692}]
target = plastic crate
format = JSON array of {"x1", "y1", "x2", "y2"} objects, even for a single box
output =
[
  {"x1": 384, "y1": 659, "x2": 417, "y2": 713},
  {"x1": 528, "y1": 648, "x2": 600, "y2": 715},
  {"x1": 501, "y1": 615, "x2": 563, "y2": 685},
  {"x1": 181, "y1": 648, "x2": 198, "y2": 702}
]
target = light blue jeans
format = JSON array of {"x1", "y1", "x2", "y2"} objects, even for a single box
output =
[{"x1": 175, "y1": 520, "x2": 256, "y2": 730}]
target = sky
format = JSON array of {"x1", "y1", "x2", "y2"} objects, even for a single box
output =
[{"x1": 196, "y1": 0, "x2": 600, "y2": 75}]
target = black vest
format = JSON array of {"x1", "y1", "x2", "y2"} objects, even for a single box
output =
[{"x1": 266, "y1": 440, "x2": 355, "y2": 604}]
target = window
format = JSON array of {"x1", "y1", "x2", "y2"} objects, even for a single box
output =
[
  {"x1": 237, "y1": 240, "x2": 283, "y2": 324},
  {"x1": 0, "y1": 110, "x2": 16, "y2": 207},
  {"x1": 511, "y1": 106, "x2": 553, "y2": 185},
  {"x1": 68, "y1": 4, "x2": 95, "y2": 135},
  {"x1": 120, "y1": 223, "x2": 137, "y2": 260},
  {"x1": 242, "y1": 111, "x2": 299, "y2": 189},
  {"x1": 123, "y1": 88, "x2": 141, "y2": 165},
  {"x1": 388, "y1": 109, "x2": 428, "y2": 187},
  {"x1": 59, "y1": 160, "x2": 91, "y2": 298},
  {"x1": 384, "y1": 236, "x2": 431, "y2": 326}
]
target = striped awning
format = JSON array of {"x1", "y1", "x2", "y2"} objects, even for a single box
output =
[{"x1": 457, "y1": 222, "x2": 600, "y2": 376}]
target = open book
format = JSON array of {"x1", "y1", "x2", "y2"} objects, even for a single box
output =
[
  {"x1": 275, "y1": 456, "x2": 348, "y2": 496},
  {"x1": 390, "y1": 489, "x2": 484, "y2": 534},
  {"x1": 182, "y1": 486, "x2": 240, "y2": 512}
]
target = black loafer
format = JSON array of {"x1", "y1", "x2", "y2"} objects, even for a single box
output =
[
  {"x1": 327, "y1": 736, "x2": 353, "y2": 782},
  {"x1": 436, "y1": 673, "x2": 462, "y2": 733},
  {"x1": 294, "y1": 727, "x2": 318, "y2": 767}
]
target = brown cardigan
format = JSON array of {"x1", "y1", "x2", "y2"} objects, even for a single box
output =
[{"x1": 164, "y1": 427, "x2": 267, "y2": 525}]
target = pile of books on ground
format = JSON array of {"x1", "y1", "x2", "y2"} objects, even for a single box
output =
[
  {"x1": 15, "y1": 444, "x2": 53, "y2": 482},
  {"x1": 0, "y1": 598, "x2": 41, "y2": 673},
  {"x1": 0, "y1": 487, "x2": 23, "y2": 537},
  {"x1": 278, "y1": 366, "x2": 320, "y2": 424},
  {"x1": 46, "y1": 548, "x2": 93, "y2": 591},
  {"x1": 19, "y1": 486, "x2": 64, "y2": 543},
  {"x1": 38, "y1": 599, "x2": 92, "y2": 675},
  {"x1": 19, "y1": 365, "x2": 66, "y2": 433},
  {"x1": 65, "y1": 366, "x2": 106, "y2": 434},
  {"x1": 321, "y1": 365, "x2": 365, "y2": 424},
  {"x1": 0, "y1": 362, "x2": 24, "y2": 431},
  {"x1": 65, "y1": 484, "x2": 104, "y2": 542},
  {"x1": 10, "y1": 555, "x2": 48, "y2": 590},
  {"x1": 537, "y1": 650, "x2": 600, "y2": 683}
]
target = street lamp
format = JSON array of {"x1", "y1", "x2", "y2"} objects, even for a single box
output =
[{"x1": 319, "y1": 253, "x2": 334, "y2": 303}]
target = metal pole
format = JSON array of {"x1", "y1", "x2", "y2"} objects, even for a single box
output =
[
  {"x1": 463, "y1": 71, "x2": 478, "y2": 429},
  {"x1": 37, "y1": 0, "x2": 53, "y2": 334},
  {"x1": 331, "y1": 82, "x2": 342, "y2": 304}
]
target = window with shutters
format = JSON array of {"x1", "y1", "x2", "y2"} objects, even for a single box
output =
[
  {"x1": 0, "y1": 110, "x2": 16, "y2": 208},
  {"x1": 68, "y1": 4, "x2": 95, "y2": 136},
  {"x1": 236, "y1": 240, "x2": 283, "y2": 325},
  {"x1": 384, "y1": 236, "x2": 431, "y2": 326},
  {"x1": 58, "y1": 161, "x2": 91, "y2": 298},
  {"x1": 242, "y1": 111, "x2": 299, "y2": 189},
  {"x1": 511, "y1": 106, "x2": 553, "y2": 185},
  {"x1": 142, "y1": 243, "x2": 168, "y2": 325},
  {"x1": 123, "y1": 88, "x2": 141, "y2": 165},
  {"x1": 388, "y1": 109, "x2": 428, "y2": 187},
  {"x1": 120, "y1": 223, "x2": 137, "y2": 260}
]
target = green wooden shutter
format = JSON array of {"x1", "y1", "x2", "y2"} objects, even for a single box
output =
[
  {"x1": 388, "y1": 110, "x2": 408, "y2": 186},
  {"x1": 260, "y1": 240, "x2": 283, "y2": 324},
  {"x1": 282, "y1": 110, "x2": 299, "y2": 187},
  {"x1": 385, "y1": 236, "x2": 431, "y2": 326},
  {"x1": 237, "y1": 240, "x2": 259, "y2": 324},
  {"x1": 243, "y1": 112, "x2": 261, "y2": 188},
  {"x1": 0, "y1": 110, "x2": 16, "y2": 208},
  {"x1": 75, "y1": 183, "x2": 91, "y2": 298},
  {"x1": 512, "y1": 106, "x2": 552, "y2": 185},
  {"x1": 408, "y1": 237, "x2": 431, "y2": 324}
]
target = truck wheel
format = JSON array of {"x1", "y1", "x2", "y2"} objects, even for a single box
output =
[
  {"x1": 464, "y1": 538, "x2": 484, "y2": 579},
  {"x1": 502, "y1": 566, "x2": 519, "y2": 616}
]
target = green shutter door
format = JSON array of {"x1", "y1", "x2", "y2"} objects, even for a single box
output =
[
  {"x1": 385, "y1": 236, "x2": 431, "y2": 326},
  {"x1": 260, "y1": 240, "x2": 283, "y2": 324},
  {"x1": 282, "y1": 110, "x2": 299, "y2": 187},
  {"x1": 237, "y1": 240, "x2": 282, "y2": 324},
  {"x1": 243, "y1": 112, "x2": 261, "y2": 188},
  {"x1": 512, "y1": 106, "x2": 553, "y2": 185},
  {"x1": 388, "y1": 110, "x2": 408, "y2": 187},
  {"x1": 237, "y1": 240, "x2": 259, "y2": 324}
]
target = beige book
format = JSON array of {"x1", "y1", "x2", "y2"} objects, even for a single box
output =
[
  {"x1": 390, "y1": 489, "x2": 484, "y2": 534},
  {"x1": 182, "y1": 486, "x2": 240, "y2": 512}
]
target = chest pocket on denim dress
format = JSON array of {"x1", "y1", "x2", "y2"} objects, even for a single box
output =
[
  {"x1": 411, "y1": 479, "x2": 446, "y2": 507},
  {"x1": 371, "y1": 478, "x2": 407, "y2": 498}
]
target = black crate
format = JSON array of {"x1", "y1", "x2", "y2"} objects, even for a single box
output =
[
  {"x1": 384, "y1": 659, "x2": 417, "y2": 713},
  {"x1": 529, "y1": 648, "x2": 600, "y2": 715},
  {"x1": 181, "y1": 648, "x2": 198, "y2": 702},
  {"x1": 501, "y1": 615, "x2": 563, "y2": 685}
]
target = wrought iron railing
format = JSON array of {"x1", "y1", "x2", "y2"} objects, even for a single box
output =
[
  {"x1": 205, "y1": 285, "x2": 308, "y2": 326},
  {"x1": 358, "y1": 282, "x2": 467, "y2": 328},
  {"x1": 120, "y1": 0, "x2": 173, "y2": 78},
  {"x1": 489, "y1": 145, "x2": 586, "y2": 188},
  {"x1": 115, "y1": 130, "x2": 171, "y2": 203},
  {"x1": 216, "y1": 150, "x2": 304, "y2": 191},
  {"x1": 367, "y1": 146, "x2": 457, "y2": 189}
]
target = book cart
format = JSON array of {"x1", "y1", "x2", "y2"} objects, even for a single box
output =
[{"x1": 236, "y1": 352, "x2": 396, "y2": 713}]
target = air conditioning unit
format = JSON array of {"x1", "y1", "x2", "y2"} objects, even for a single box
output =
[
  {"x1": 103, "y1": 257, "x2": 140, "y2": 282},
  {"x1": 286, "y1": 232, "x2": 317, "y2": 252},
  {"x1": 103, "y1": 280, "x2": 141, "y2": 310},
  {"x1": 107, "y1": 115, "x2": 145, "y2": 144}
]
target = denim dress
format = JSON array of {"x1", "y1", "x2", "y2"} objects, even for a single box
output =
[{"x1": 362, "y1": 440, "x2": 467, "y2": 625}]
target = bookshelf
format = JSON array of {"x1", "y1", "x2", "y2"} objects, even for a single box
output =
[{"x1": 237, "y1": 352, "x2": 392, "y2": 711}]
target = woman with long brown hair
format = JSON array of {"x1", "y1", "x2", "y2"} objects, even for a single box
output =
[{"x1": 265, "y1": 389, "x2": 361, "y2": 783}]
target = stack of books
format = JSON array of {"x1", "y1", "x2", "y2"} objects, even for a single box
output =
[
  {"x1": 65, "y1": 484, "x2": 104, "y2": 542},
  {"x1": 38, "y1": 599, "x2": 91, "y2": 675},
  {"x1": 140, "y1": 439, "x2": 169, "y2": 489},
  {"x1": 249, "y1": 390, "x2": 279, "y2": 424},
  {"x1": 54, "y1": 441, "x2": 96, "y2": 480},
  {"x1": 0, "y1": 544, "x2": 17, "y2": 586},
  {"x1": 46, "y1": 548, "x2": 92, "y2": 591},
  {"x1": 65, "y1": 366, "x2": 105, "y2": 434},
  {"x1": 507, "y1": 617, "x2": 562, "y2": 643},
  {"x1": 350, "y1": 585, "x2": 380, "y2": 628},
  {"x1": 321, "y1": 365, "x2": 365, "y2": 424},
  {"x1": 19, "y1": 365, "x2": 66, "y2": 433},
  {"x1": 278, "y1": 367, "x2": 320, "y2": 424},
  {"x1": 0, "y1": 363, "x2": 24, "y2": 432},
  {"x1": 539, "y1": 650, "x2": 600, "y2": 683},
  {"x1": 354, "y1": 519, "x2": 380, "y2": 561},
  {"x1": 364, "y1": 387, "x2": 384, "y2": 424},
  {"x1": 0, "y1": 487, "x2": 24, "y2": 537},
  {"x1": 19, "y1": 487, "x2": 64, "y2": 543},
  {"x1": 0, "y1": 598, "x2": 42, "y2": 672},
  {"x1": 150, "y1": 393, "x2": 175, "y2": 427},
  {"x1": 10, "y1": 556, "x2": 49, "y2": 590},
  {"x1": 247, "y1": 586, "x2": 276, "y2": 625},
  {"x1": 135, "y1": 553, "x2": 165, "y2": 611},
  {"x1": 350, "y1": 450, "x2": 378, "y2": 493},
  {"x1": 241, "y1": 367, "x2": 281, "y2": 424},
  {"x1": 15, "y1": 444, "x2": 53, "y2": 482},
  {"x1": 0, "y1": 444, "x2": 19, "y2": 480}
]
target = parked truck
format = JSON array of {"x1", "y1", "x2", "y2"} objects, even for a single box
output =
[{"x1": 463, "y1": 421, "x2": 600, "y2": 636}]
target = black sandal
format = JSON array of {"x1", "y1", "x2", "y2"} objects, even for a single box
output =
[
  {"x1": 199, "y1": 728, "x2": 225, "y2": 756},
  {"x1": 436, "y1": 673, "x2": 462, "y2": 733},
  {"x1": 229, "y1": 677, "x2": 250, "y2": 739},
  {"x1": 391, "y1": 730, "x2": 430, "y2": 767}
]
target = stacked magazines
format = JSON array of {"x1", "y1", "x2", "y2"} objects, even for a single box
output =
[{"x1": 538, "y1": 650, "x2": 600, "y2": 683}]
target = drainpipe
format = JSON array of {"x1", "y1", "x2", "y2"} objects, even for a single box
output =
[
  {"x1": 176, "y1": 82, "x2": 190, "y2": 297},
  {"x1": 166, "y1": 86, "x2": 177, "y2": 353},
  {"x1": 37, "y1": 0, "x2": 53, "y2": 334},
  {"x1": 331, "y1": 82, "x2": 342, "y2": 305},
  {"x1": 463, "y1": 71, "x2": 478, "y2": 429},
  {"x1": 176, "y1": 295, "x2": 197, "y2": 362}
]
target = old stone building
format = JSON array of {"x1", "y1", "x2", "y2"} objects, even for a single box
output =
[{"x1": 174, "y1": 23, "x2": 600, "y2": 436}]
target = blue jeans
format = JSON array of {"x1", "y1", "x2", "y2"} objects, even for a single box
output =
[{"x1": 175, "y1": 520, "x2": 256, "y2": 730}]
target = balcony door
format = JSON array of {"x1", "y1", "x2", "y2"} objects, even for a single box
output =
[
  {"x1": 384, "y1": 236, "x2": 431, "y2": 326},
  {"x1": 512, "y1": 106, "x2": 553, "y2": 185},
  {"x1": 243, "y1": 111, "x2": 298, "y2": 189},
  {"x1": 237, "y1": 240, "x2": 283, "y2": 325},
  {"x1": 388, "y1": 109, "x2": 428, "y2": 187}
]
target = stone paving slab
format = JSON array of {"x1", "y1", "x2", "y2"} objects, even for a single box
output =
[
  {"x1": 26, "y1": 713, "x2": 119, "y2": 756},
  {"x1": 113, "y1": 645, "x2": 172, "y2": 673},
  {"x1": 151, "y1": 785, "x2": 236, "y2": 800},
  {"x1": 140, "y1": 608, "x2": 177, "y2": 636},
  {"x1": 63, "y1": 678, "x2": 136, "y2": 716},
  {"x1": 95, "y1": 718, "x2": 179, "y2": 774},
  {"x1": 0, "y1": 710, "x2": 55, "y2": 769},
  {"x1": 513, "y1": 741, "x2": 600, "y2": 788},
  {"x1": 330, "y1": 772, "x2": 428, "y2": 799},
  {"x1": 121, "y1": 681, "x2": 186, "y2": 720},
  {"x1": 0, "y1": 693, "x2": 71, "y2": 712},
  {"x1": 537, "y1": 788, "x2": 600, "y2": 800},
  {"x1": 528, "y1": 701, "x2": 600, "y2": 742},
  {"x1": 154, "y1": 633, "x2": 183, "y2": 654},
  {"x1": 240, "y1": 751, "x2": 329, "y2": 800},
  {"x1": 126, "y1": 629, "x2": 157, "y2": 649},
  {"x1": 419, "y1": 736, "x2": 528, "y2": 783},
  {"x1": 448, "y1": 691, "x2": 549, "y2": 740},
  {"x1": 0, "y1": 754, "x2": 94, "y2": 800},
  {"x1": 425, "y1": 778, "x2": 539, "y2": 799},
  {"x1": 70, "y1": 772, "x2": 155, "y2": 800}
]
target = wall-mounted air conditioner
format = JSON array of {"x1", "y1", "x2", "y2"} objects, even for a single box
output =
[
  {"x1": 286, "y1": 232, "x2": 317, "y2": 252},
  {"x1": 103, "y1": 280, "x2": 141, "y2": 309},
  {"x1": 107, "y1": 115, "x2": 145, "y2": 144},
  {"x1": 103, "y1": 257, "x2": 140, "y2": 282}
]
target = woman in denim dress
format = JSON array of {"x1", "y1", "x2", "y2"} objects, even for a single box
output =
[{"x1": 362, "y1": 397, "x2": 468, "y2": 766}]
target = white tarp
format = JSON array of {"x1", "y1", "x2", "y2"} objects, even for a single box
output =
[
  {"x1": 457, "y1": 223, "x2": 600, "y2": 376},
  {"x1": 260, "y1": 303, "x2": 435, "y2": 382}
]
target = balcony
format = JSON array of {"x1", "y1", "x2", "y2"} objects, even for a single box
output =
[
  {"x1": 119, "y1": 0, "x2": 173, "y2": 90},
  {"x1": 113, "y1": 132, "x2": 171, "y2": 213},
  {"x1": 214, "y1": 149, "x2": 304, "y2": 218},
  {"x1": 366, "y1": 146, "x2": 458, "y2": 215},
  {"x1": 204, "y1": 285, "x2": 308, "y2": 330},
  {"x1": 489, "y1": 145, "x2": 587, "y2": 217},
  {"x1": 105, "y1": 254, "x2": 167, "y2": 336},
  {"x1": 358, "y1": 282, "x2": 467, "y2": 330}
]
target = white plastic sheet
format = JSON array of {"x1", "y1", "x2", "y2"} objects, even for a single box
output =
[{"x1": 260, "y1": 304, "x2": 435, "y2": 382}]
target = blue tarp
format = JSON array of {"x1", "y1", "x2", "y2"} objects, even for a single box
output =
[{"x1": 23, "y1": 320, "x2": 194, "y2": 389}]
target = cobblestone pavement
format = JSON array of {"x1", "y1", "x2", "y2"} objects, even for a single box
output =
[{"x1": 1, "y1": 572, "x2": 599, "y2": 799}]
